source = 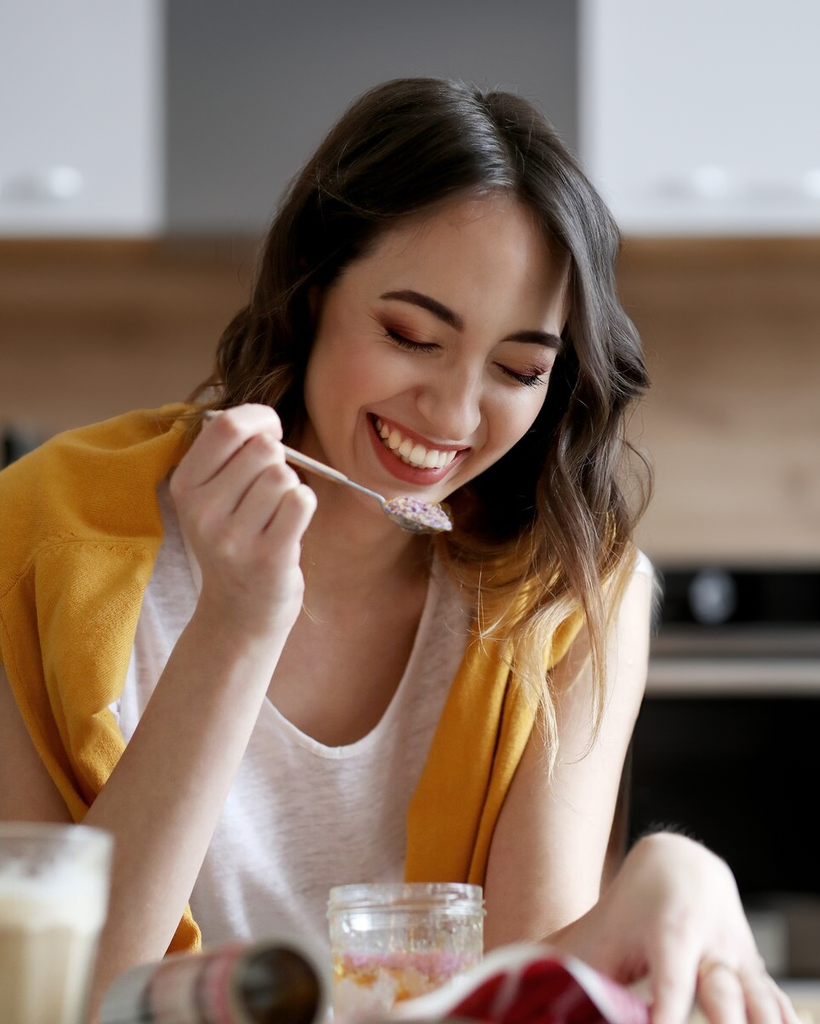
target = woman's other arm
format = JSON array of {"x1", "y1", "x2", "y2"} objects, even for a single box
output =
[
  {"x1": 483, "y1": 561, "x2": 797, "y2": 1024},
  {"x1": 553, "y1": 831, "x2": 798, "y2": 1024},
  {"x1": 483, "y1": 560, "x2": 651, "y2": 947}
]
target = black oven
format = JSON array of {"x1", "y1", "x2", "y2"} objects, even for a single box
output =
[{"x1": 628, "y1": 567, "x2": 820, "y2": 979}]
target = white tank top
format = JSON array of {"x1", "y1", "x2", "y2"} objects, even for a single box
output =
[{"x1": 111, "y1": 480, "x2": 471, "y2": 955}]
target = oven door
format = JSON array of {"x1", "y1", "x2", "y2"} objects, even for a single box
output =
[{"x1": 630, "y1": 567, "x2": 820, "y2": 980}]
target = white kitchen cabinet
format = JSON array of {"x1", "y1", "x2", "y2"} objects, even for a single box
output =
[
  {"x1": 0, "y1": 1, "x2": 163, "y2": 236},
  {"x1": 579, "y1": 0, "x2": 820, "y2": 234}
]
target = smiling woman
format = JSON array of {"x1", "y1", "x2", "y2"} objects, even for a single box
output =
[
  {"x1": 299, "y1": 194, "x2": 567, "y2": 516},
  {"x1": 0, "y1": 77, "x2": 798, "y2": 1024}
]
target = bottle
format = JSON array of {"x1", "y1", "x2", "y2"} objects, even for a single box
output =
[{"x1": 99, "y1": 938, "x2": 328, "y2": 1024}]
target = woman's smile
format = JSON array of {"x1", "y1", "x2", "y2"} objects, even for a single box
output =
[{"x1": 368, "y1": 414, "x2": 469, "y2": 486}]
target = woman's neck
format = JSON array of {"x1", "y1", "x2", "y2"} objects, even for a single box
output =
[{"x1": 298, "y1": 475, "x2": 431, "y2": 612}]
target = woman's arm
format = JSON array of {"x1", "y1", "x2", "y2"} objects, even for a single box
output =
[
  {"x1": 0, "y1": 662, "x2": 76, "y2": 823},
  {"x1": 483, "y1": 561, "x2": 652, "y2": 947},
  {"x1": 552, "y1": 832, "x2": 798, "y2": 1024},
  {"x1": 0, "y1": 405, "x2": 316, "y2": 1017},
  {"x1": 483, "y1": 562, "x2": 797, "y2": 1024}
]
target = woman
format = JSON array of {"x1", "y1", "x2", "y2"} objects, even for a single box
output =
[{"x1": 0, "y1": 78, "x2": 795, "y2": 1024}]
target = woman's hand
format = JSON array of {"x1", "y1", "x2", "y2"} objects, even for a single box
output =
[
  {"x1": 550, "y1": 832, "x2": 800, "y2": 1024},
  {"x1": 170, "y1": 404, "x2": 316, "y2": 639}
]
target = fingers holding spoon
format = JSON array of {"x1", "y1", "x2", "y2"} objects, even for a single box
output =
[{"x1": 201, "y1": 409, "x2": 453, "y2": 535}]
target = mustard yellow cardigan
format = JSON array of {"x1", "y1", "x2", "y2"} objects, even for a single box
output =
[{"x1": 0, "y1": 405, "x2": 582, "y2": 953}]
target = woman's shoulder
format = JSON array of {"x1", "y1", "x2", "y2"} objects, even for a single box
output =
[
  {"x1": 634, "y1": 549, "x2": 655, "y2": 580},
  {"x1": 0, "y1": 404, "x2": 194, "y2": 589},
  {"x1": 1, "y1": 403, "x2": 192, "y2": 478}
]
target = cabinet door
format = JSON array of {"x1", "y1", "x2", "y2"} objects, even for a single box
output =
[
  {"x1": 579, "y1": 0, "x2": 820, "y2": 234},
  {"x1": 0, "y1": 0, "x2": 163, "y2": 236}
]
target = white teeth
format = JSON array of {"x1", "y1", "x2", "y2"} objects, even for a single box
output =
[{"x1": 373, "y1": 417, "x2": 459, "y2": 470}]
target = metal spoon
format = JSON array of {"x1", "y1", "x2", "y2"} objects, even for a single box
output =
[
  {"x1": 202, "y1": 411, "x2": 452, "y2": 534},
  {"x1": 281, "y1": 446, "x2": 453, "y2": 534}
]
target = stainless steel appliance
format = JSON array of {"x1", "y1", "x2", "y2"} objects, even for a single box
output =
[{"x1": 630, "y1": 567, "x2": 820, "y2": 978}]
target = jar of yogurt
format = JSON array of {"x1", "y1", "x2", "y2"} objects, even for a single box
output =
[{"x1": 327, "y1": 882, "x2": 484, "y2": 1023}]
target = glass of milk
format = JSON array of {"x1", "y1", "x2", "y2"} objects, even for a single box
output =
[{"x1": 0, "y1": 822, "x2": 113, "y2": 1024}]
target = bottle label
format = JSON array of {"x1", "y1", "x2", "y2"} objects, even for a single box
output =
[
  {"x1": 196, "y1": 945, "x2": 246, "y2": 1024},
  {"x1": 147, "y1": 945, "x2": 246, "y2": 1024},
  {"x1": 101, "y1": 944, "x2": 248, "y2": 1024},
  {"x1": 99, "y1": 937, "x2": 328, "y2": 1024}
]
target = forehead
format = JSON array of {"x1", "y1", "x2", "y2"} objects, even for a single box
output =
[{"x1": 339, "y1": 193, "x2": 570, "y2": 314}]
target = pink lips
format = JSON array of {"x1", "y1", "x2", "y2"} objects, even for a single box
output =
[{"x1": 368, "y1": 415, "x2": 467, "y2": 486}]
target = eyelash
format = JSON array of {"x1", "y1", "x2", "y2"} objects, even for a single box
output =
[
  {"x1": 384, "y1": 327, "x2": 435, "y2": 352},
  {"x1": 384, "y1": 327, "x2": 548, "y2": 389},
  {"x1": 503, "y1": 368, "x2": 547, "y2": 388}
]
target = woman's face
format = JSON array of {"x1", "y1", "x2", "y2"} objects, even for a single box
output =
[{"x1": 300, "y1": 194, "x2": 570, "y2": 516}]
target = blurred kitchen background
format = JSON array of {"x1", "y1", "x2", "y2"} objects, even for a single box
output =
[{"x1": 2, "y1": 0, "x2": 819, "y2": 986}]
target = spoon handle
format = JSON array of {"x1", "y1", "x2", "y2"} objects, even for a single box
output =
[
  {"x1": 282, "y1": 445, "x2": 350, "y2": 484},
  {"x1": 201, "y1": 412, "x2": 387, "y2": 504},
  {"x1": 282, "y1": 446, "x2": 387, "y2": 504}
]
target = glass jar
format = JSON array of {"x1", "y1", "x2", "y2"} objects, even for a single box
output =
[{"x1": 327, "y1": 882, "x2": 484, "y2": 1023}]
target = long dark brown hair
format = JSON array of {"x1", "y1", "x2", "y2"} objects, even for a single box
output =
[{"x1": 195, "y1": 77, "x2": 652, "y2": 760}]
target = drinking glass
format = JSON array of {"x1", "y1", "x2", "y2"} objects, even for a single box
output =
[{"x1": 0, "y1": 822, "x2": 114, "y2": 1024}]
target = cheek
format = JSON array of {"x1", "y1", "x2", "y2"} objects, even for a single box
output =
[
  {"x1": 491, "y1": 388, "x2": 550, "y2": 450},
  {"x1": 303, "y1": 333, "x2": 350, "y2": 405},
  {"x1": 302, "y1": 357, "x2": 344, "y2": 444},
  {"x1": 338, "y1": 338, "x2": 416, "y2": 401},
  {"x1": 304, "y1": 335, "x2": 388, "y2": 429},
  {"x1": 301, "y1": 357, "x2": 324, "y2": 425}
]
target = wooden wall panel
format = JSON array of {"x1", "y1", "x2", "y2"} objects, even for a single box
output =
[
  {"x1": 617, "y1": 239, "x2": 820, "y2": 565},
  {"x1": 0, "y1": 240, "x2": 254, "y2": 438},
  {"x1": 2, "y1": 237, "x2": 818, "y2": 564}
]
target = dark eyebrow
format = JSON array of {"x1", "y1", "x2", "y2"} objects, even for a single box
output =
[
  {"x1": 506, "y1": 329, "x2": 563, "y2": 351},
  {"x1": 380, "y1": 290, "x2": 463, "y2": 331},
  {"x1": 380, "y1": 289, "x2": 563, "y2": 351}
]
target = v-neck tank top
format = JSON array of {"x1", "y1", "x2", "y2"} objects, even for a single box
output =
[{"x1": 112, "y1": 480, "x2": 472, "y2": 955}]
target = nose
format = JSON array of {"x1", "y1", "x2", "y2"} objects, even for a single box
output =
[{"x1": 415, "y1": 364, "x2": 483, "y2": 442}]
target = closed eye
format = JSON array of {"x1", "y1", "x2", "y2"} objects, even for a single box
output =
[
  {"x1": 384, "y1": 323, "x2": 548, "y2": 386},
  {"x1": 384, "y1": 327, "x2": 439, "y2": 352},
  {"x1": 498, "y1": 365, "x2": 549, "y2": 388}
]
